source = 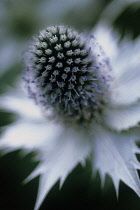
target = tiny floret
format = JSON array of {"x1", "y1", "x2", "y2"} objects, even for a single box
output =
[
  {"x1": 66, "y1": 58, "x2": 73, "y2": 65},
  {"x1": 50, "y1": 35, "x2": 58, "y2": 44},
  {"x1": 55, "y1": 44, "x2": 62, "y2": 51},
  {"x1": 45, "y1": 49, "x2": 52, "y2": 55},
  {"x1": 56, "y1": 62, "x2": 63, "y2": 68},
  {"x1": 64, "y1": 67, "x2": 70, "y2": 73},
  {"x1": 36, "y1": 50, "x2": 43, "y2": 56},
  {"x1": 41, "y1": 42, "x2": 48, "y2": 49},
  {"x1": 45, "y1": 65, "x2": 52, "y2": 70},
  {"x1": 57, "y1": 52, "x2": 64, "y2": 59},
  {"x1": 40, "y1": 57, "x2": 46, "y2": 63},
  {"x1": 48, "y1": 56, "x2": 55, "y2": 63},
  {"x1": 74, "y1": 58, "x2": 81, "y2": 64},
  {"x1": 60, "y1": 34, "x2": 67, "y2": 41},
  {"x1": 64, "y1": 41, "x2": 71, "y2": 48},
  {"x1": 74, "y1": 49, "x2": 80, "y2": 55},
  {"x1": 66, "y1": 50, "x2": 73, "y2": 56}
]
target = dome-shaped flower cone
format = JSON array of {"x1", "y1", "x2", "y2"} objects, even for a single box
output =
[{"x1": 0, "y1": 23, "x2": 140, "y2": 210}]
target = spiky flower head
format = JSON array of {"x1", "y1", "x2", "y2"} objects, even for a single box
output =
[{"x1": 24, "y1": 25, "x2": 111, "y2": 125}]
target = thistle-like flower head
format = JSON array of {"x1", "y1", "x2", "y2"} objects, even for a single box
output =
[{"x1": 24, "y1": 25, "x2": 111, "y2": 125}]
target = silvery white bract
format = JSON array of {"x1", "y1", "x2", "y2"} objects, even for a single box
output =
[{"x1": 0, "y1": 22, "x2": 140, "y2": 210}]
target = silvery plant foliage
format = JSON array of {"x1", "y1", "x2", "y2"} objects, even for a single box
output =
[{"x1": 0, "y1": 0, "x2": 140, "y2": 209}]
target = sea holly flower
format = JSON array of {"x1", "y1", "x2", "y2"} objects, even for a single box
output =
[{"x1": 0, "y1": 24, "x2": 140, "y2": 210}]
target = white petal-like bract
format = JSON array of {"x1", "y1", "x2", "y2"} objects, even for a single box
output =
[
  {"x1": 0, "y1": 93, "x2": 43, "y2": 121},
  {"x1": 27, "y1": 127, "x2": 91, "y2": 210},
  {"x1": 104, "y1": 103, "x2": 140, "y2": 131},
  {"x1": 93, "y1": 126, "x2": 140, "y2": 196}
]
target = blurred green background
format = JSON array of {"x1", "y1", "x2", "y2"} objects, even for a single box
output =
[{"x1": 0, "y1": 0, "x2": 140, "y2": 209}]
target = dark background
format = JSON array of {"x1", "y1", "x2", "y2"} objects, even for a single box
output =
[{"x1": 0, "y1": 0, "x2": 140, "y2": 209}]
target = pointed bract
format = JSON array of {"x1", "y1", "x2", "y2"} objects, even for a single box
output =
[
  {"x1": 92, "y1": 126, "x2": 140, "y2": 197},
  {"x1": 30, "y1": 128, "x2": 91, "y2": 210}
]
